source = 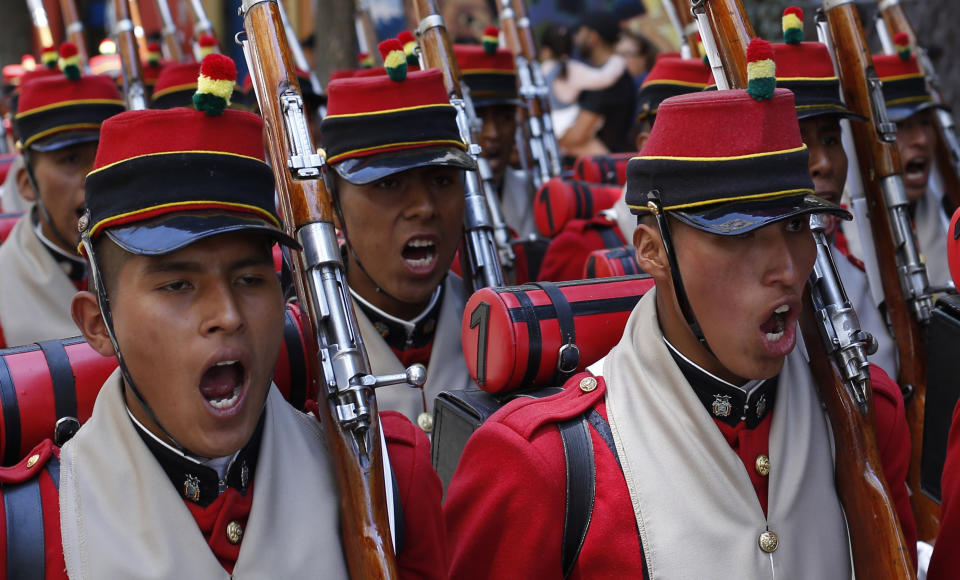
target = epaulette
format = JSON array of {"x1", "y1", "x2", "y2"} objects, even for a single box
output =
[
  {"x1": 492, "y1": 372, "x2": 606, "y2": 439},
  {"x1": 0, "y1": 439, "x2": 57, "y2": 485}
]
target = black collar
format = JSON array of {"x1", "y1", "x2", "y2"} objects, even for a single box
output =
[
  {"x1": 664, "y1": 340, "x2": 778, "y2": 429},
  {"x1": 132, "y1": 413, "x2": 265, "y2": 507},
  {"x1": 32, "y1": 210, "x2": 86, "y2": 282},
  {"x1": 352, "y1": 284, "x2": 444, "y2": 352}
]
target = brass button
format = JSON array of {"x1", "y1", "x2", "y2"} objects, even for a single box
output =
[
  {"x1": 755, "y1": 454, "x2": 770, "y2": 477},
  {"x1": 417, "y1": 412, "x2": 434, "y2": 433},
  {"x1": 226, "y1": 520, "x2": 244, "y2": 545},
  {"x1": 758, "y1": 530, "x2": 779, "y2": 553},
  {"x1": 579, "y1": 377, "x2": 598, "y2": 392},
  {"x1": 26, "y1": 454, "x2": 39, "y2": 468}
]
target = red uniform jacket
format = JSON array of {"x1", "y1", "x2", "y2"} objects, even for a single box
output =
[
  {"x1": 927, "y1": 398, "x2": 960, "y2": 579},
  {"x1": 0, "y1": 411, "x2": 447, "y2": 579},
  {"x1": 537, "y1": 216, "x2": 626, "y2": 283},
  {"x1": 444, "y1": 365, "x2": 915, "y2": 578}
]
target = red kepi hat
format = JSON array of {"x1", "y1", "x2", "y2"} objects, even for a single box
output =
[
  {"x1": 320, "y1": 41, "x2": 475, "y2": 185},
  {"x1": 626, "y1": 38, "x2": 848, "y2": 235},
  {"x1": 80, "y1": 54, "x2": 297, "y2": 257}
]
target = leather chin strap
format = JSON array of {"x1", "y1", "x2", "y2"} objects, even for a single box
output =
[
  {"x1": 329, "y1": 175, "x2": 410, "y2": 307},
  {"x1": 647, "y1": 194, "x2": 714, "y2": 357},
  {"x1": 81, "y1": 230, "x2": 209, "y2": 461},
  {"x1": 22, "y1": 152, "x2": 80, "y2": 253}
]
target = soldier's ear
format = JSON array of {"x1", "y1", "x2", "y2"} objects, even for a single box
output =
[
  {"x1": 71, "y1": 291, "x2": 115, "y2": 357},
  {"x1": 15, "y1": 166, "x2": 36, "y2": 202},
  {"x1": 634, "y1": 221, "x2": 668, "y2": 279}
]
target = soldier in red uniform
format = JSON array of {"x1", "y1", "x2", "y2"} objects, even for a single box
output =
[
  {"x1": 319, "y1": 55, "x2": 477, "y2": 432},
  {"x1": 0, "y1": 48, "x2": 125, "y2": 348},
  {"x1": 0, "y1": 57, "x2": 446, "y2": 579},
  {"x1": 445, "y1": 44, "x2": 904, "y2": 578}
]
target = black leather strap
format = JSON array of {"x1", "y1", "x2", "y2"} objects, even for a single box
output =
[
  {"x1": 4, "y1": 475, "x2": 45, "y2": 579},
  {"x1": 595, "y1": 225, "x2": 623, "y2": 249},
  {"x1": 531, "y1": 282, "x2": 579, "y2": 383},
  {"x1": 558, "y1": 416, "x2": 595, "y2": 580},
  {"x1": 37, "y1": 340, "x2": 78, "y2": 426},
  {"x1": 283, "y1": 309, "x2": 307, "y2": 411},
  {"x1": 0, "y1": 354, "x2": 20, "y2": 466},
  {"x1": 586, "y1": 409, "x2": 621, "y2": 468},
  {"x1": 515, "y1": 290, "x2": 542, "y2": 388},
  {"x1": 540, "y1": 185, "x2": 556, "y2": 233}
]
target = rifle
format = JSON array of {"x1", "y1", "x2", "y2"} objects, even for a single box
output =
[
  {"x1": 25, "y1": 0, "x2": 56, "y2": 62},
  {"x1": 662, "y1": 0, "x2": 700, "y2": 59},
  {"x1": 113, "y1": 0, "x2": 148, "y2": 110},
  {"x1": 59, "y1": 0, "x2": 90, "y2": 71},
  {"x1": 821, "y1": 0, "x2": 939, "y2": 543},
  {"x1": 186, "y1": 0, "x2": 218, "y2": 56},
  {"x1": 413, "y1": 0, "x2": 506, "y2": 292},
  {"x1": 696, "y1": 0, "x2": 916, "y2": 574},
  {"x1": 355, "y1": 0, "x2": 382, "y2": 67},
  {"x1": 875, "y1": 0, "x2": 960, "y2": 214},
  {"x1": 152, "y1": 0, "x2": 185, "y2": 61},
  {"x1": 239, "y1": 0, "x2": 426, "y2": 576},
  {"x1": 275, "y1": 0, "x2": 324, "y2": 116}
]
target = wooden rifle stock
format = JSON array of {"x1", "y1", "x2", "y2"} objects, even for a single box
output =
[
  {"x1": 240, "y1": 1, "x2": 399, "y2": 577},
  {"x1": 823, "y1": 0, "x2": 938, "y2": 543},
  {"x1": 355, "y1": 0, "x2": 382, "y2": 66},
  {"x1": 152, "y1": 0, "x2": 185, "y2": 61},
  {"x1": 692, "y1": 0, "x2": 753, "y2": 89},
  {"x1": 414, "y1": 0, "x2": 505, "y2": 291},
  {"x1": 703, "y1": 0, "x2": 915, "y2": 574},
  {"x1": 59, "y1": 0, "x2": 90, "y2": 70},
  {"x1": 24, "y1": 0, "x2": 55, "y2": 58},
  {"x1": 114, "y1": 0, "x2": 147, "y2": 110},
  {"x1": 664, "y1": 0, "x2": 700, "y2": 58},
  {"x1": 877, "y1": 0, "x2": 960, "y2": 214},
  {"x1": 799, "y1": 295, "x2": 915, "y2": 578}
]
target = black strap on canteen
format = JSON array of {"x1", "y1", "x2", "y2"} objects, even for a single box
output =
[
  {"x1": 0, "y1": 354, "x2": 21, "y2": 466},
  {"x1": 4, "y1": 473, "x2": 45, "y2": 579},
  {"x1": 530, "y1": 282, "x2": 579, "y2": 383},
  {"x1": 558, "y1": 415, "x2": 595, "y2": 580},
  {"x1": 37, "y1": 340, "x2": 79, "y2": 427},
  {"x1": 595, "y1": 225, "x2": 623, "y2": 249}
]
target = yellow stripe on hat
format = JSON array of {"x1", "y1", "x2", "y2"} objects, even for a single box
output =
[
  {"x1": 21, "y1": 123, "x2": 101, "y2": 148},
  {"x1": 15, "y1": 98, "x2": 126, "y2": 118},
  {"x1": 326, "y1": 139, "x2": 468, "y2": 164},
  {"x1": 88, "y1": 149, "x2": 267, "y2": 177},
  {"x1": 324, "y1": 103, "x2": 454, "y2": 120},
  {"x1": 88, "y1": 200, "x2": 279, "y2": 240},
  {"x1": 627, "y1": 188, "x2": 814, "y2": 212},
  {"x1": 639, "y1": 144, "x2": 806, "y2": 163}
]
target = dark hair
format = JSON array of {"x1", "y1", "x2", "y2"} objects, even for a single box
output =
[
  {"x1": 91, "y1": 236, "x2": 133, "y2": 297},
  {"x1": 540, "y1": 23, "x2": 573, "y2": 59},
  {"x1": 578, "y1": 11, "x2": 621, "y2": 46}
]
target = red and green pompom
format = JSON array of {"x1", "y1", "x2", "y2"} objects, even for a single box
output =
[
  {"x1": 59, "y1": 42, "x2": 81, "y2": 81},
  {"x1": 99, "y1": 38, "x2": 117, "y2": 55},
  {"x1": 192, "y1": 53, "x2": 236, "y2": 116},
  {"x1": 482, "y1": 26, "x2": 500, "y2": 55},
  {"x1": 358, "y1": 52, "x2": 374, "y2": 68},
  {"x1": 147, "y1": 42, "x2": 161, "y2": 67},
  {"x1": 746, "y1": 37, "x2": 775, "y2": 101},
  {"x1": 782, "y1": 6, "x2": 804, "y2": 45},
  {"x1": 398, "y1": 30, "x2": 419, "y2": 66},
  {"x1": 379, "y1": 39, "x2": 408, "y2": 82},
  {"x1": 893, "y1": 32, "x2": 911, "y2": 61},
  {"x1": 21, "y1": 54, "x2": 36, "y2": 72},
  {"x1": 198, "y1": 34, "x2": 218, "y2": 58},
  {"x1": 41, "y1": 46, "x2": 58, "y2": 69}
]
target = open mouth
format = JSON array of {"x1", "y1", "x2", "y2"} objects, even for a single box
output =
[
  {"x1": 760, "y1": 304, "x2": 790, "y2": 343},
  {"x1": 200, "y1": 360, "x2": 245, "y2": 411},
  {"x1": 401, "y1": 237, "x2": 437, "y2": 271},
  {"x1": 903, "y1": 156, "x2": 929, "y2": 183}
]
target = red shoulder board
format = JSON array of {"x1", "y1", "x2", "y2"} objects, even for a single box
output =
[
  {"x1": 494, "y1": 372, "x2": 606, "y2": 439},
  {"x1": 0, "y1": 439, "x2": 57, "y2": 485}
]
